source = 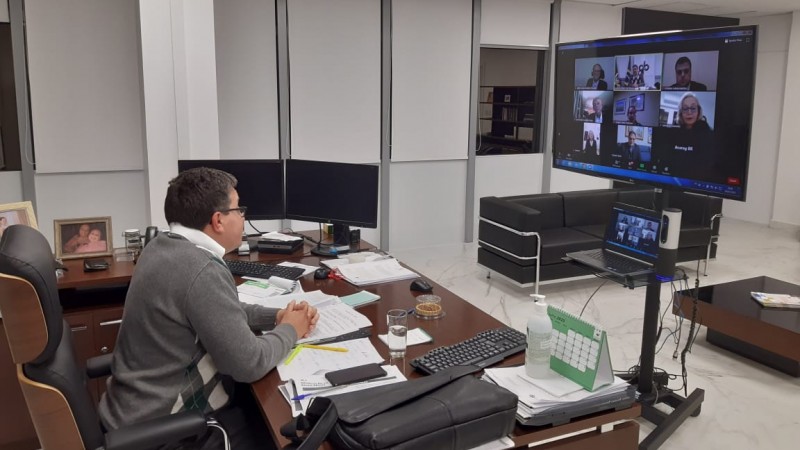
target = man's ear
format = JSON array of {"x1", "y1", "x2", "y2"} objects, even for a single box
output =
[{"x1": 208, "y1": 212, "x2": 225, "y2": 234}]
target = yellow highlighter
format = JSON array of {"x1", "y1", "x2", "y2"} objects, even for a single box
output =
[
  {"x1": 283, "y1": 346, "x2": 304, "y2": 365},
  {"x1": 300, "y1": 344, "x2": 348, "y2": 352}
]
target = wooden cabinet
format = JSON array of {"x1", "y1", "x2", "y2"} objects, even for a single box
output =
[
  {"x1": 63, "y1": 305, "x2": 124, "y2": 404},
  {"x1": 478, "y1": 85, "x2": 536, "y2": 155}
]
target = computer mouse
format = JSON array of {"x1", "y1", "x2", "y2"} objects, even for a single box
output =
[
  {"x1": 314, "y1": 267, "x2": 331, "y2": 280},
  {"x1": 410, "y1": 279, "x2": 433, "y2": 292}
]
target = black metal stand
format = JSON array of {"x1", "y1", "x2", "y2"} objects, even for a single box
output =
[{"x1": 636, "y1": 278, "x2": 704, "y2": 450}]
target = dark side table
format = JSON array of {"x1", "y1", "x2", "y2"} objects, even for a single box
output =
[{"x1": 673, "y1": 276, "x2": 800, "y2": 376}]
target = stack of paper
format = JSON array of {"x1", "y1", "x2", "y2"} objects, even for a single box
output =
[
  {"x1": 483, "y1": 366, "x2": 630, "y2": 418},
  {"x1": 336, "y1": 258, "x2": 418, "y2": 286},
  {"x1": 277, "y1": 337, "x2": 384, "y2": 381},
  {"x1": 340, "y1": 291, "x2": 381, "y2": 308},
  {"x1": 320, "y1": 252, "x2": 388, "y2": 269},
  {"x1": 280, "y1": 364, "x2": 407, "y2": 416},
  {"x1": 261, "y1": 231, "x2": 303, "y2": 242}
]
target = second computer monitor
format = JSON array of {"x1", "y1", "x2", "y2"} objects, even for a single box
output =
[
  {"x1": 285, "y1": 159, "x2": 379, "y2": 229},
  {"x1": 177, "y1": 159, "x2": 284, "y2": 220}
]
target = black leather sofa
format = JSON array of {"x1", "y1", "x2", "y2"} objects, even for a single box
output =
[{"x1": 477, "y1": 187, "x2": 722, "y2": 292}]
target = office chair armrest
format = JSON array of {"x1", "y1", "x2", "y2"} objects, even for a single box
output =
[
  {"x1": 103, "y1": 410, "x2": 209, "y2": 450},
  {"x1": 86, "y1": 353, "x2": 114, "y2": 379}
]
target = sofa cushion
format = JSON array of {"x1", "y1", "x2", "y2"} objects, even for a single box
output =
[
  {"x1": 478, "y1": 220, "x2": 539, "y2": 260},
  {"x1": 679, "y1": 226, "x2": 712, "y2": 248},
  {"x1": 560, "y1": 190, "x2": 619, "y2": 228},
  {"x1": 668, "y1": 191, "x2": 722, "y2": 227},
  {"x1": 572, "y1": 224, "x2": 606, "y2": 239},
  {"x1": 539, "y1": 228, "x2": 601, "y2": 265},
  {"x1": 509, "y1": 194, "x2": 564, "y2": 230},
  {"x1": 617, "y1": 188, "x2": 656, "y2": 209}
]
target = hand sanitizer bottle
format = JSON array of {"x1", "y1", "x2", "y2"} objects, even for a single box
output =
[{"x1": 525, "y1": 295, "x2": 553, "y2": 378}]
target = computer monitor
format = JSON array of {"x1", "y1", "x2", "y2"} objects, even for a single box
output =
[
  {"x1": 552, "y1": 25, "x2": 757, "y2": 201},
  {"x1": 285, "y1": 159, "x2": 379, "y2": 255},
  {"x1": 176, "y1": 159, "x2": 284, "y2": 220}
]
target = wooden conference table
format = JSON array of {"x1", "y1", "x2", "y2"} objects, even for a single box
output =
[{"x1": 51, "y1": 236, "x2": 639, "y2": 450}]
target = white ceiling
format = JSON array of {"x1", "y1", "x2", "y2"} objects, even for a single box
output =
[{"x1": 575, "y1": 0, "x2": 800, "y2": 17}]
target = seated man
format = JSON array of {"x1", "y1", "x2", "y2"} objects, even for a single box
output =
[
  {"x1": 670, "y1": 56, "x2": 707, "y2": 91},
  {"x1": 99, "y1": 167, "x2": 319, "y2": 450}
]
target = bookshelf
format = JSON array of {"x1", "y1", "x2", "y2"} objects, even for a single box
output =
[{"x1": 478, "y1": 85, "x2": 535, "y2": 155}]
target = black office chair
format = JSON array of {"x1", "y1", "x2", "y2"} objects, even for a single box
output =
[{"x1": 0, "y1": 225, "x2": 227, "y2": 450}]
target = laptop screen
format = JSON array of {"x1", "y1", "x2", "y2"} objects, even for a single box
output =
[{"x1": 604, "y1": 204, "x2": 661, "y2": 261}]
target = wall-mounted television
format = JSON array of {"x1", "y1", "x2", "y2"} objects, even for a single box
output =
[{"x1": 552, "y1": 26, "x2": 756, "y2": 201}]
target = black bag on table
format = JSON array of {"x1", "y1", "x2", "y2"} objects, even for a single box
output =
[{"x1": 280, "y1": 365, "x2": 518, "y2": 450}]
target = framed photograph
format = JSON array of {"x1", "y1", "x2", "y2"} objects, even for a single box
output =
[
  {"x1": 614, "y1": 99, "x2": 627, "y2": 114},
  {"x1": 504, "y1": 94, "x2": 512, "y2": 102},
  {"x1": 630, "y1": 94, "x2": 645, "y2": 111},
  {"x1": 54, "y1": 217, "x2": 113, "y2": 260},
  {"x1": 0, "y1": 201, "x2": 38, "y2": 240}
]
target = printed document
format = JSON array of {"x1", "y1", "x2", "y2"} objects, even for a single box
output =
[{"x1": 277, "y1": 337, "x2": 384, "y2": 381}]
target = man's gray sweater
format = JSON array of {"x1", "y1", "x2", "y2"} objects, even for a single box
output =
[{"x1": 98, "y1": 233, "x2": 297, "y2": 430}]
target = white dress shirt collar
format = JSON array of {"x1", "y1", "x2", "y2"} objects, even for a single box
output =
[{"x1": 169, "y1": 223, "x2": 226, "y2": 259}]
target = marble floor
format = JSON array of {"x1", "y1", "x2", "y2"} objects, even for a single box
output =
[{"x1": 391, "y1": 218, "x2": 800, "y2": 449}]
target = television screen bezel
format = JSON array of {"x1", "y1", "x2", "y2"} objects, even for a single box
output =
[{"x1": 552, "y1": 25, "x2": 757, "y2": 201}]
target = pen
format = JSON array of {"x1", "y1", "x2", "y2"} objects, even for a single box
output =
[
  {"x1": 291, "y1": 376, "x2": 398, "y2": 400},
  {"x1": 300, "y1": 344, "x2": 348, "y2": 352}
]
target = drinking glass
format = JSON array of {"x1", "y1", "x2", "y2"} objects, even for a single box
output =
[{"x1": 386, "y1": 309, "x2": 408, "y2": 358}]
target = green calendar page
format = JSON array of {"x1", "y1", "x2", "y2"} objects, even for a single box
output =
[{"x1": 547, "y1": 306, "x2": 614, "y2": 391}]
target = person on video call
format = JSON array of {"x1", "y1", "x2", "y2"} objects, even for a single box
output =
[
  {"x1": 670, "y1": 56, "x2": 707, "y2": 91},
  {"x1": 624, "y1": 65, "x2": 645, "y2": 89},
  {"x1": 627, "y1": 106, "x2": 642, "y2": 126},
  {"x1": 620, "y1": 131, "x2": 641, "y2": 163},
  {"x1": 587, "y1": 97, "x2": 604, "y2": 122},
  {"x1": 583, "y1": 130, "x2": 599, "y2": 155},
  {"x1": 99, "y1": 167, "x2": 319, "y2": 450},
  {"x1": 585, "y1": 64, "x2": 608, "y2": 90},
  {"x1": 678, "y1": 93, "x2": 711, "y2": 131}
]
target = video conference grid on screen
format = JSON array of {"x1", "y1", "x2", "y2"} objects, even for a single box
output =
[
  {"x1": 554, "y1": 27, "x2": 756, "y2": 201},
  {"x1": 606, "y1": 208, "x2": 660, "y2": 258}
]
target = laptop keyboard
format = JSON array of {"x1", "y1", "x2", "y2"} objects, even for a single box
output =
[
  {"x1": 224, "y1": 259, "x2": 305, "y2": 280},
  {"x1": 583, "y1": 249, "x2": 649, "y2": 273}
]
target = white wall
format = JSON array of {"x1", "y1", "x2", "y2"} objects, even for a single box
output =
[
  {"x1": 390, "y1": 161, "x2": 467, "y2": 249},
  {"x1": 288, "y1": 0, "x2": 380, "y2": 163},
  {"x1": 25, "y1": 0, "x2": 144, "y2": 173},
  {"x1": 214, "y1": 0, "x2": 279, "y2": 159},
  {"x1": 772, "y1": 10, "x2": 800, "y2": 228},
  {"x1": 140, "y1": 0, "x2": 180, "y2": 228},
  {"x1": 481, "y1": 0, "x2": 551, "y2": 47},
  {"x1": 172, "y1": 0, "x2": 220, "y2": 160},
  {"x1": 34, "y1": 172, "x2": 147, "y2": 248},
  {"x1": 547, "y1": 0, "x2": 620, "y2": 193},
  {"x1": 0, "y1": 171, "x2": 22, "y2": 203},
  {"x1": 723, "y1": 14, "x2": 791, "y2": 225},
  {"x1": 0, "y1": 0, "x2": 8, "y2": 23},
  {"x1": 392, "y1": 0, "x2": 472, "y2": 162}
]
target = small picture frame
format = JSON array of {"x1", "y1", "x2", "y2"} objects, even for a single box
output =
[
  {"x1": 0, "y1": 201, "x2": 38, "y2": 240},
  {"x1": 504, "y1": 94, "x2": 512, "y2": 102},
  {"x1": 54, "y1": 217, "x2": 113, "y2": 260},
  {"x1": 614, "y1": 99, "x2": 627, "y2": 114}
]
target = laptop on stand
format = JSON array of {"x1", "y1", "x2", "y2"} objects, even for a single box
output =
[{"x1": 566, "y1": 203, "x2": 661, "y2": 278}]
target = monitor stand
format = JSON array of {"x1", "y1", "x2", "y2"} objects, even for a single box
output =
[{"x1": 310, "y1": 224, "x2": 352, "y2": 257}]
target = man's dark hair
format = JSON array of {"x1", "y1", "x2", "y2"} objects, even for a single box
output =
[
  {"x1": 675, "y1": 56, "x2": 692, "y2": 69},
  {"x1": 164, "y1": 167, "x2": 238, "y2": 230},
  {"x1": 628, "y1": 131, "x2": 637, "y2": 138}
]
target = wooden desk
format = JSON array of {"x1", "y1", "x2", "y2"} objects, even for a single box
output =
[
  {"x1": 1, "y1": 237, "x2": 639, "y2": 450},
  {"x1": 249, "y1": 252, "x2": 639, "y2": 449}
]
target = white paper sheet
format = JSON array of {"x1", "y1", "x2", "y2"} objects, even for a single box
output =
[{"x1": 277, "y1": 338, "x2": 385, "y2": 381}]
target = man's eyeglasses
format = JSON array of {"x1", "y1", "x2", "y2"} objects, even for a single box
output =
[
  {"x1": 681, "y1": 106, "x2": 698, "y2": 113},
  {"x1": 219, "y1": 206, "x2": 247, "y2": 217}
]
